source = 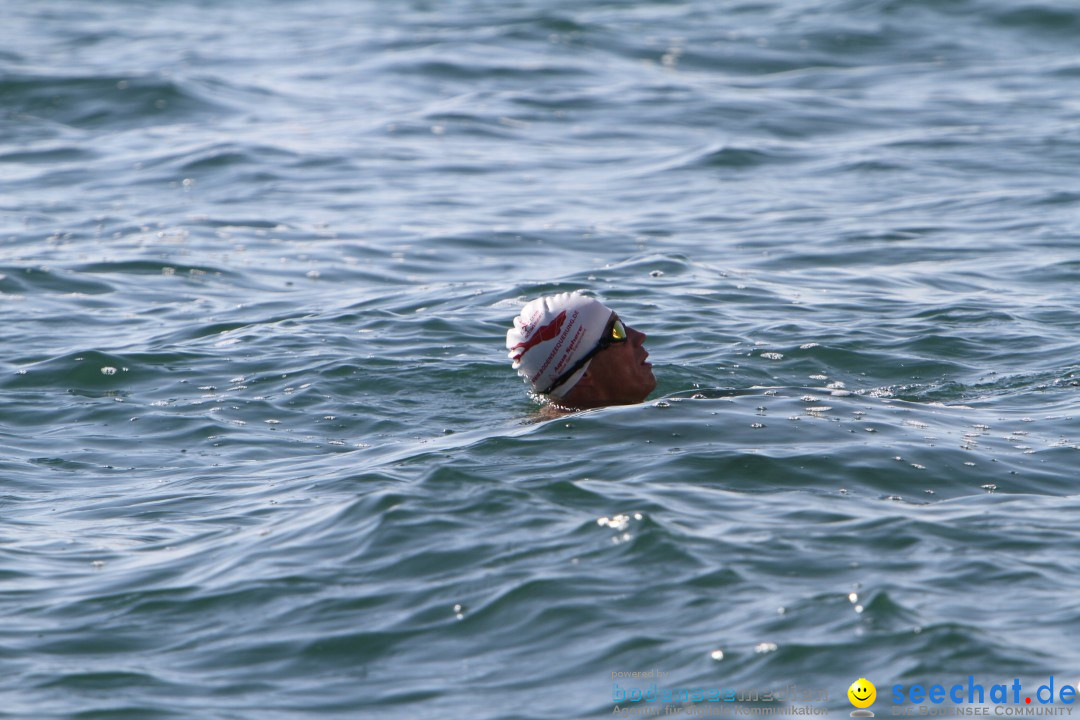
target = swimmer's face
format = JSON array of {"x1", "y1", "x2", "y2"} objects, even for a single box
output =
[
  {"x1": 563, "y1": 314, "x2": 655, "y2": 408},
  {"x1": 848, "y1": 679, "x2": 876, "y2": 708}
]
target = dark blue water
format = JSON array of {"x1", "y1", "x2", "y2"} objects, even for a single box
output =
[{"x1": 2, "y1": 1, "x2": 1078, "y2": 718}]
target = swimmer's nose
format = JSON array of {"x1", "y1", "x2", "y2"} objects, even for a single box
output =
[{"x1": 629, "y1": 327, "x2": 646, "y2": 345}]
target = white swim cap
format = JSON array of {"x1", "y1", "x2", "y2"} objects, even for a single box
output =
[{"x1": 506, "y1": 291, "x2": 613, "y2": 398}]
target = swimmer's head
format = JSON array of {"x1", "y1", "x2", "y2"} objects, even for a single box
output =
[{"x1": 506, "y1": 291, "x2": 656, "y2": 409}]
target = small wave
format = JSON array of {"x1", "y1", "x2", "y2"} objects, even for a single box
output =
[
  {"x1": 0, "y1": 265, "x2": 114, "y2": 296},
  {"x1": 992, "y1": 4, "x2": 1080, "y2": 34},
  {"x1": 7, "y1": 350, "x2": 138, "y2": 390},
  {"x1": 646, "y1": 143, "x2": 807, "y2": 176},
  {"x1": 0, "y1": 73, "x2": 223, "y2": 129},
  {"x1": 698, "y1": 146, "x2": 787, "y2": 168},
  {"x1": 0, "y1": 146, "x2": 95, "y2": 164},
  {"x1": 175, "y1": 143, "x2": 299, "y2": 173},
  {"x1": 374, "y1": 55, "x2": 589, "y2": 82},
  {"x1": 35, "y1": 670, "x2": 174, "y2": 691}
]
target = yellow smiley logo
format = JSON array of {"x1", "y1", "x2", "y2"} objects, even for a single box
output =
[{"x1": 848, "y1": 678, "x2": 876, "y2": 708}]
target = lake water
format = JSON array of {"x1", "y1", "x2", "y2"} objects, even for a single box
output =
[{"x1": 2, "y1": 1, "x2": 1078, "y2": 718}]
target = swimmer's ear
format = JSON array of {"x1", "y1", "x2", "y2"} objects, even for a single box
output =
[
  {"x1": 556, "y1": 371, "x2": 594, "y2": 407},
  {"x1": 574, "y1": 369, "x2": 596, "y2": 387}
]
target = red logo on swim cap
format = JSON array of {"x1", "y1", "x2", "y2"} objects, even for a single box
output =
[{"x1": 510, "y1": 310, "x2": 566, "y2": 362}]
